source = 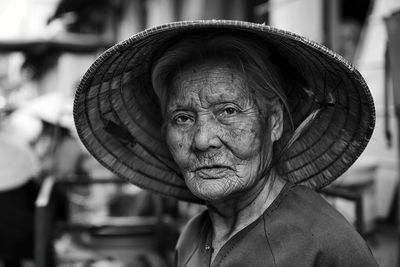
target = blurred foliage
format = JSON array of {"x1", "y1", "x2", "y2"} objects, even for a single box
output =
[
  {"x1": 47, "y1": 0, "x2": 123, "y2": 34},
  {"x1": 21, "y1": 0, "x2": 123, "y2": 79},
  {"x1": 21, "y1": 45, "x2": 60, "y2": 80}
]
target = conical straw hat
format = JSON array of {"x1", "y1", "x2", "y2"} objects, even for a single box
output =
[{"x1": 74, "y1": 20, "x2": 375, "y2": 203}]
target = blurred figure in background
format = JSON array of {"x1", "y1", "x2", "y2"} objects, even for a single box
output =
[{"x1": 0, "y1": 108, "x2": 41, "y2": 267}]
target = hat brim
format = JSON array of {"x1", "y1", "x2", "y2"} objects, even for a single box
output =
[{"x1": 73, "y1": 20, "x2": 375, "y2": 203}]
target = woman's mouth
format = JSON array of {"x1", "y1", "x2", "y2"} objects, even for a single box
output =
[{"x1": 194, "y1": 166, "x2": 232, "y2": 179}]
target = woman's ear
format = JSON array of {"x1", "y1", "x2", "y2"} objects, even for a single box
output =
[{"x1": 270, "y1": 100, "x2": 284, "y2": 142}]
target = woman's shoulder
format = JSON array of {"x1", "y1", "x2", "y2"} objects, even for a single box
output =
[
  {"x1": 285, "y1": 184, "x2": 355, "y2": 227},
  {"x1": 270, "y1": 183, "x2": 358, "y2": 236},
  {"x1": 262, "y1": 183, "x2": 378, "y2": 266}
]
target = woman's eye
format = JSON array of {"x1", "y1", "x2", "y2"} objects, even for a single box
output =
[
  {"x1": 174, "y1": 114, "x2": 193, "y2": 125},
  {"x1": 221, "y1": 107, "x2": 238, "y2": 116}
]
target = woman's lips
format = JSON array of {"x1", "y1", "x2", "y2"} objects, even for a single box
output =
[{"x1": 194, "y1": 166, "x2": 232, "y2": 179}]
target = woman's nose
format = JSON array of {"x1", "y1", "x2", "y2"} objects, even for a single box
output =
[{"x1": 192, "y1": 119, "x2": 222, "y2": 152}]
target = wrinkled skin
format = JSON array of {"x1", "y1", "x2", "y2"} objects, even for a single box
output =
[{"x1": 164, "y1": 60, "x2": 282, "y2": 203}]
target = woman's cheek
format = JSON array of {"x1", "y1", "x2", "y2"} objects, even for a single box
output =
[
  {"x1": 228, "y1": 127, "x2": 260, "y2": 158},
  {"x1": 166, "y1": 127, "x2": 191, "y2": 167}
]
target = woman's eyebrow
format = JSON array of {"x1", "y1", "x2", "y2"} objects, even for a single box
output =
[
  {"x1": 166, "y1": 99, "x2": 197, "y2": 113},
  {"x1": 209, "y1": 94, "x2": 253, "y2": 106}
]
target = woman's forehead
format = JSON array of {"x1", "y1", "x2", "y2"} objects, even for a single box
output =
[{"x1": 169, "y1": 61, "x2": 251, "y2": 103}]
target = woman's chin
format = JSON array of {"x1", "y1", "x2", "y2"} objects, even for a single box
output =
[{"x1": 188, "y1": 179, "x2": 238, "y2": 202}]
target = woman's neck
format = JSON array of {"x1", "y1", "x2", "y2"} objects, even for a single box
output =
[{"x1": 205, "y1": 171, "x2": 286, "y2": 261}]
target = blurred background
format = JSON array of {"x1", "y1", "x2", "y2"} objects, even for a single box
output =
[{"x1": 0, "y1": 0, "x2": 400, "y2": 266}]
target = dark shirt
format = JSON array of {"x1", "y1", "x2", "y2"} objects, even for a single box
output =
[{"x1": 176, "y1": 183, "x2": 378, "y2": 267}]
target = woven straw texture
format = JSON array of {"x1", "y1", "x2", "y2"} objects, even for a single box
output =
[{"x1": 74, "y1": 20, "x2": 375, "y2": 203}]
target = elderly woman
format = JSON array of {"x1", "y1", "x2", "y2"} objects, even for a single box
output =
[{"x1": 74, "y1": 21, "x2": 378, "y2": 266}]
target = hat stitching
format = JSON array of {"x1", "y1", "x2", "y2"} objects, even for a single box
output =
[
  {"x1": 115, "y1": 44, "x2": 177, "y2": 164},
  {"x1": 81, "y1": 56, "x2": 181, "y2": 185},
  {"x1": 279, "y1": 77, "x2": 357, "y2": 182},
  {"x1": 107, "y1": 49, "x2": 178, "y2": 171},
  {"x1": 281, "y1": 73, "x2": 353, "y2": 163},
  {"x1": 275, "y1": 45, "x2": 339, "y2": 157},
  {"x1": 288, "y1": 72, "x2": 368, "y2": 185},
  {"x1": 279, "y1": 45, "x2": 360, "y2": 160}
]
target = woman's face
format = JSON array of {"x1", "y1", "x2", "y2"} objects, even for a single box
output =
[{"x1": 164, "y1": 61, "x2": 281, "y2": 202}]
